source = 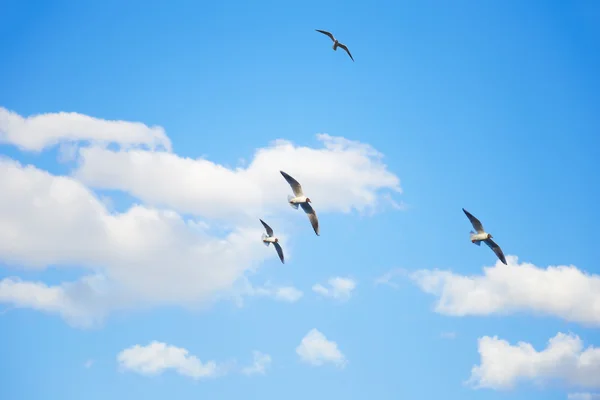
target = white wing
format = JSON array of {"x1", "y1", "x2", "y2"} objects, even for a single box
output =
[
  {"x1": 301, "y1": 202, "x2": 319, "y2": 236},
  {"x1": 280, "y1": 170, "x2": 304, "y2": 197}
]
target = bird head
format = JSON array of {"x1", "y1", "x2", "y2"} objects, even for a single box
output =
[
  {"x1": 306, "y1": 198, "x2": 311, "y2": 203},
  {"x1": 274, "y1": 238, "x2": 279, "y2": 243},
  {"x1": 488, "y1": 234, "x2": 493, "y2": 239}
]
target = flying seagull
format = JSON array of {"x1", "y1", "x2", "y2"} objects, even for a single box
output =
[
  {"x1": 260, "y1": 219, "x2": 285, "y2": 264},
  {"x1": 315, "y1": 29, "x2": 354, "y2": 62},
  {"x1": 280, "y1": 170, "x2": 320, "y2": 236},
  {"x1": 462, "y1": 208, "x2": 507, "y2": 265}
]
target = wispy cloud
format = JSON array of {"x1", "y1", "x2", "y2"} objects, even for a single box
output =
[
  {"x1": 374, "y1": 268, "x2": 408, "y2": 289},
  {"x1": 312, "y1": 277, "x2": 356, "y2": 301},
  {"x1": 440, "y1": 331, "x2": 457, "y2": 340},
  {"x1": 241, "y1": 351, "x2": 272, "y2": 376},
  {"x1": 568, "y1": 393, "x2": 600, "y2": 400}
]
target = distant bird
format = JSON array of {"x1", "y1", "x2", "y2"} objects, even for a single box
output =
[
  {"x1": 315, "y1": 29, "x2": 354, "y2": 62},
  {"x1": 462, "y1": 208, "x2": 507, "y2": 265},
  {"x1": 260, "y1": 219, "x2": 285, "y2": 264},
  {"x1": 280, "y1": 170, "x2": 320, "y2": 236}
]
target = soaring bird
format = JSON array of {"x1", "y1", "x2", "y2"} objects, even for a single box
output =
[
  {"x1": 280, "y1": 170, "x2": 320, "y2": 236},
  {"x1": 260, "y1": 219, "x2": 285, "y2": 264},
  {"x1": 462, "y1": 208, "x2": 507, "y2": 265},
  {"x1": 315, "y1": 29, "x2": 354, "y2": 62}
]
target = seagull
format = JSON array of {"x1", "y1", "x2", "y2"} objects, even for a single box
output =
[
  {"x1": 462, "y1": 208, "x2": 507, "y2": 265},
  {"x1": 260, "y1": 219, "x2": 285, "y2": 264},
  {"x1": 315, "y1": 29, "x2": 354, "y2": 62},
  {"x1": 280, "y1": 170, "x2": 320, "y2": 236}
]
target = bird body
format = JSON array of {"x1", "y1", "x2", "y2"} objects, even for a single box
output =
[
  {"x1": 315, "y1": 29, "x2": 354, "y2": 62},
  {"x1": 288, "y1": 195, "x2": 308, "y2": 204},
  {"x1": 260, "y1": 219, "x2": 285, "y2": 264},
  {"x1": 280, "y1": 170, "x2": 320, "y2": 236},
  {"x1": 262, "y1": 235, "x2": 279, "y2": 244},
  {"x1": 462, "y1": 208, "x2": 507, "y2": 265},
  {"x1": 470, "y1": 231, "x2": 491, "y2": 242}
]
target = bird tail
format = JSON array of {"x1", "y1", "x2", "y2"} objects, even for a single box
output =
[
  {"x1": 287, "y1": 195, "x2": 299, "y2": 209},
  {"x1": 261, "y1": 233, "x2": 270, "y2": 246}
]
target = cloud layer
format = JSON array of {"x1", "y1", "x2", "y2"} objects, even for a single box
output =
[
  {"x1": 72, "y1": 134, "x2": 401, "y2": 221},
  {"x1": 0, "y1": 108, "x2": 402, "y2": 326}
]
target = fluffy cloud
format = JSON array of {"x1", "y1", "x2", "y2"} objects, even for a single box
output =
[
  {"x1": 241, "y1": 351, "x2": 272, "y2": 376},
  {"x1": 0, "y1": 107, "x2": 171, "y2": 152},
  {"x1": 0, "y1": 158, "x2": 276, "y2": 325},
  {"x1": 0, "y1": 109, "x2": 402, "y2": 326},
  {"x1": 296, "y1": 328, "x2": 347, "y2": 368},
  {"x1": 468, "y1": 332, "x2": 600, "y2": 390},
  {"x1": 312, "y1": 277, "x2": 357, "y2": 301},
  {"x1": 117, "y1": 341, "x2": 219, "y2": 379},
  {"x1": 72, "y1": 134, "x2": 401, "y2": 220},
  {"x1": 411, "y1": 256, "x2": 600, "y2": 325}
]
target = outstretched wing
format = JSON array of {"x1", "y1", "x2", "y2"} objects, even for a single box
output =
[
  {"x1": 462, "y1": 208, "x2": 485, "y2": 233},
  {"x1": 259, "y1": 219, "x2": 274, "y2": 237},
  {"x1": 301, "y1": 202, "x2": 320, "y2": 236},
  {"x1": 337, "y1": 43, "x2": 354, "y2": 62},
  {"x1": 273, "y1": 242, "x2": 285, "y2": 264},
  {"x1": 315, "y1": 29, "x2": 335, "y2": 42},
  {"x1": 280, "y1": 170, "x2": 304, "y2": 197},
  {"x1": 484, "y1": 238, "x2": 507, "y2": 265}
]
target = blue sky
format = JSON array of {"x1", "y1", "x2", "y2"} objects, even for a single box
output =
[{"x1": 1, "y1": 1, "x2": 600, "y2": 399}]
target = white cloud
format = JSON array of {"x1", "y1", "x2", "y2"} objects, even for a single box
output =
[
  {"x1": 241, "y1": 351, "x2": 272, "y2": 376},
  {"x1": 312, "y1": 277, "x2": 356, "y2": 301},
  {"x1": 569, "y1": 393, "x2": 600, "y2": 400},
  {"x1": 0, "y1": 109, "x2": 402, "y2": 326},
  {"x1": 296, "y1": 328, "x2": 347, "y2": 368},
  {"x1": 374, "y1": 268, "x2": 407, "y2": 289},
  {"x1": 467, "y1": 332, "x2": 600, "y2": 390},
  {"x1": 0, "y1": 107, "x2": 171, "y2": 152},
  {"x1": 411, "y1": 256, "x2": 600, "y2": 325},
  {"x1": 0, "y1": 158, "x2": 274, "y2": 326},
  {"x1": 117, "y1": 341, "x2": 219, "y2": 379},
  {"x1": 0, "y1": 276, "x2": 112, "y2": 327},
  {"x1": 72, "y1": 134, "x2": 401, "y2": 220}
]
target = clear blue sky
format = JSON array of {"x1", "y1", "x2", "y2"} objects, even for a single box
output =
[{"x1": 1, "y1": 1, "x2": 599, "y2": 399}]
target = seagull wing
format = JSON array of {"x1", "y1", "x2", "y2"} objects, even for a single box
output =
[
  {"x1": 315, "y1": 29, "x2": 335, "y2": 42},
  {"x1": 337, "y1": 43, "x2": 354, "y2": 62},
  {"x1": 484, "y1": 238, "x2": 507, "y2": 265},
  {"x1": 301, "y1": 202, "x2": 320, "y2": 236},
  {"x1": 280, "y1": 170, "x2": 304, "y2": 197},
  {"x1": 273, "y1": 242, "x2": 285, "y2": 264},
  {"x1": 259, "y1": 219, "x2": 274, "y2": 237},
  {"x1": 462, "y1": 208, "x2": 485, "y2": 233}
]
